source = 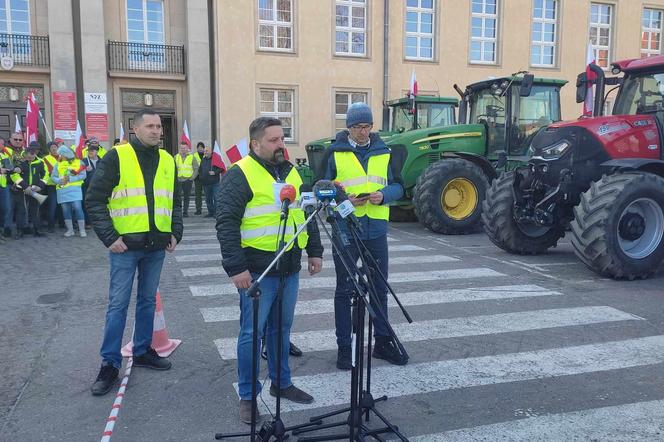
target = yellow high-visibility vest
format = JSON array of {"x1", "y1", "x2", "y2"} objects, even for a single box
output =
[
  {"x1": 333, "y1": 151, "x2": 390, "y2": 220},
  {"x1": 0, "y1": 149, "x2": 11, "y2": 188},
  {"x1": 56, "y1": 159, "x2": 84, "y2": 189},
  {"x1": 175, "y1": 153, "x2": 194, "y2": 178},
  {"x1": 235, "y1": 155, "x2": 308, "y2": 252},
  {"x1": 107, "y1": 143, "x2": 175, "y2": 234},
  {"x1": 43, "y1": 154, "x2": 58, "y2": 185}
]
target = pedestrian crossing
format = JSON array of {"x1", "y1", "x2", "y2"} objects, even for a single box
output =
[{"x1": 174, "y1": 217, "x2": 664, "y2": 439}]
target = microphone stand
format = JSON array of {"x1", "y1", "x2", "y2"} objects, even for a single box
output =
[
  {"x1": 293, "y1": 204, "x2": 409, "y2": 441},
  {"x1": 215, "y1": 204, "x2": 324, "y2": 441}
]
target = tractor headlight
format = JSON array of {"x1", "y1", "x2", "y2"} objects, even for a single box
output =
[{"x1": 540, "y1": 140, "x2": 571, "y2": 159}]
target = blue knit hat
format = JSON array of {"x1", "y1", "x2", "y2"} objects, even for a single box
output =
[
  {"x1": 57, "y1": 145, "x2": 75, "y2": 159},
  {"x1": 346, "y1": 102, "x2": 373, "y2": 128}
]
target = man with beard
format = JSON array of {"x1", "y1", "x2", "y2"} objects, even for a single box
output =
[{"x1": 216, "y1": 117, "x2": 323, "y2": 424}]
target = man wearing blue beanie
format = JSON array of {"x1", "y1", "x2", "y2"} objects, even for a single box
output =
[{"x1": 322, "y1": 102, "x2": 409, "y2": 369}]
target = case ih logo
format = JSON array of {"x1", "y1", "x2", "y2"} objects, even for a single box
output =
[
  {"x1": 633, "y1": 119, "x2": 651, "y2": 127},
  {"x1": 598, "y1": 122, "x2": 630, "y2": 136}
]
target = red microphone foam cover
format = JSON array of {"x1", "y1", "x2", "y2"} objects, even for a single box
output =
[{"x1": 279, "y1": 184, "x2": 297, "y2": 202}]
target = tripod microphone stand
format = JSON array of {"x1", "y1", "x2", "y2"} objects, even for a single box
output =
[
  {"x1": 215, "y1": 204, "x2": 324, "y2": 441},
  {"x1": 293, "y1": 204, "x2": 410, "y2": 441}
]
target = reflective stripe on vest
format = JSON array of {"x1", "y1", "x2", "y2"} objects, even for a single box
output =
[
  {"x1": 56, "y1": 159, "x2": 84, "y2": 189},
  {"x1": 235, "y1": 155, "x2": 308, "y2": 252},
  {"x1": 333, "y1": 151, "x2": 390, "y2": 220},
  {"x1": 175, "y1": 154, "x2": 194, "y2": 178},
  {"x1": 107, "y1": 143, "x2": 175, "y2": 234}
]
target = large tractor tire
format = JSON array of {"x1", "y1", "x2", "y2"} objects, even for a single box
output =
[
  {"x1": 482, "y1": 171, "x2": 566, "y2": 254},
  {"x1": 570, "y1": 172, "x2": 664, "y2": 280},
  {"x1": 413, "y1": 158, "x2": 489, "y2": 234},
  {"x1": 390, "y1": 206, "x2": 418, "y2": 222}
]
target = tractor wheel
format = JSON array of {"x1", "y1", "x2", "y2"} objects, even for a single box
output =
[
  {"x1": 413, "y1": 158, "x2": 489, "y2": 234},
  {"x1": 570, "y1": 172, "x2": 664, "y2": 280},
  {"x1": 390, "y1": 206, "x2": 418, "y2": 222},
  {"x1": 482, "y1": 171, "x2": 566, "y2": 254}
]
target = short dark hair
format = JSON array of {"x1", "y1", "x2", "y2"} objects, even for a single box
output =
[
  {"x1": 133, "y1": 109, "x2": 160, "y2": 125},
  {"x1": 249, "y1": 117, "x2": 282, "y2": 144},
  {"x1": 196, "y1": 141, "x2": 205, "y2": 148},
  {"x1": 113, "y1": 138, "x2": 120, "y2": 144}
]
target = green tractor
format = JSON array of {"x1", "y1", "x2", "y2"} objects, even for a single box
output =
[{"x1": 303, "y1": 74, "x2": 567, "y2": 233}]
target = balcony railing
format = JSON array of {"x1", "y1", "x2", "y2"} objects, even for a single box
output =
[
  {"x1": 107, "y1": 41, "x2": 185, "y2": 76},
  {"x1": 0, "y1": 33, "x2": 50, "y2": 68}
]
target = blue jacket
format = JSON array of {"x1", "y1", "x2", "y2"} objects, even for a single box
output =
[
  {"x1": 51, "y1": 160, "x2": 86, "y2": 203},
  {"x1": 324, "y1": 131, "x2": 403, "y2": 240}
]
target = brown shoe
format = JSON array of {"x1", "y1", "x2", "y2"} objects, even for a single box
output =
[
  {"x1": 239, "y1": 399, "x2": 259, "y2": 425},
  {"x1": 269, "y1": 384, "x2": 314, "y2": 404}
]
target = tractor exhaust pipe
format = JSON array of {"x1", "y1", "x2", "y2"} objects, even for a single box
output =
[{"x1": 588, "y1": 64, "x2": 606, "y2": 117}]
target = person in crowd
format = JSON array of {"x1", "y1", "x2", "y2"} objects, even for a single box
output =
[
  {"x1": 216, "y1": 116, "x2": 323, "y2": 424},
  {"x1": 175, "y1": 140, "x2": 199, "y2": 217},
  {"x1": 193, "y1": 141, "x2": 205, "y2": 215},
  {"x1": 0, "y1": 137, "x2": 13, "y2": 238},
  {"x1": 85, "y1": 109, "x2": 183, "y2": 396},
  {"x1": 7, "y1": 131, "x2": 24, "y2": 155},
  {"x1": 322, "y1": 102, "x2": 408, "y2": 370},
  {"x1": 42, "y1": 141, "x2": 63, "y2": 232},
  {"x1": 4, "y1": 133, "x2": 25, "y2": 238},
  {"x1": 81, "y1": 137, "x2": 107, "y2": 159},
  {"x1": 8, "y1": 142, "x2": 47, "y2": 238},
  {"x1": 54, "y1": 138, "x2": 65, "y2": 147},
  {"x1": 51, "y1": 146, "x2": 87, "y2": 237},
  {"x1": 113, "y1": 138, "x2": 121, "y2": 147},
  {"x1": 198, "y1": 144, "x2": 224, "y2": 218},
  {"x1": 81, "y1": 142, "x2": 101, "y2": 227}
]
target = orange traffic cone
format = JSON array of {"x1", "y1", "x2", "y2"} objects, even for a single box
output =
[{"x1": 121, "y1": 289, "x2": 182, "y2": 357}]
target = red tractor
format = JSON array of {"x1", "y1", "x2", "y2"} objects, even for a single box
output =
[{"x1": 482, "y1": 55, "x2": 664, "y2": 280}]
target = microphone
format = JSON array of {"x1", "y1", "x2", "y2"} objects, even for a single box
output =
[
  {"x1": 279, "y1": 183, "x2": 296, "y2": 217},
  {"x1": 332, "y1": 182, "x2": 363, "y2": 233},
  {"x1": 313, "y1": 179, "x2": 337, "y2": 203},
  {"x1": 299, "y1": 184, "x2": 317, "y2": 217}
]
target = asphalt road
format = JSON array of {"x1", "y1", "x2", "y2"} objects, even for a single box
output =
[{"x1": 2, "y1": 212, "x2": 664, "y2": 441}]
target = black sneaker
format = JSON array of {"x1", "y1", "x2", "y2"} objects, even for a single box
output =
[
  {"x1": 183, "y1": 212, "x2": 189, "y2": 218},
  {"x1": 336, "y1": 345, "x2": 352, "y2": 370},
  {"x1": 194, "y1": 210, "x2": 202, "y2": 215},
  {"x1": 269, "y1": 384, "x2": 314, "y2": 404},
  {"x1": 289, "y1": 341, "x2": 303, "y2": 357},
  {"x1": 33, "y1": 230, "x2": 44, "y2": 237},
  {"x1": 239, "y1": 399, "x2": 259, "y2": 425},
  {"x1": 133, "y1": 348, "x2": 172, "y2": 370},
  {"x1": 91, "y1": 364, "x2": 119, "y2": 396},
  {"x1": 372, "y1": 337, "x2": 408, "y2": 366},
  {"x1": 2, "y1": 228, "x2": 10, "y2": 238}
]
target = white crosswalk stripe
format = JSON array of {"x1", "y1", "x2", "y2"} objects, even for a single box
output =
[
  {"x1": 240, "y1": 334, "x2": 664, "y2": 413},
  {"x1": 190, "y1": 268, "x2": 503, "y2": 296},
  {"x1": 200, "y1": 284, "x2": 562, "y2": 322}
]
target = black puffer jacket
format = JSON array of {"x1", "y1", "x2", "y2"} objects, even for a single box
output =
[
  {"x1": 216, "y1": 152, "x2": 324, "y2": 277},
  {"x1": 85, "y1": 137, "x2": 183, "y2": 251}
]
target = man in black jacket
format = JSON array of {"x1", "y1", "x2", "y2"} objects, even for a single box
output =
[
  {"x1": 198, "y1": 145, "x2": 224, "y2": 217},
  {"x1": 10, "y1": 142, "x2": 47, "y2": 238},
  {"x1": 217, "y1": 117, "x2": 323, "y2": 424},
  {"x1": 86, "y1": 109, "x2": 183, "y2": 396}
]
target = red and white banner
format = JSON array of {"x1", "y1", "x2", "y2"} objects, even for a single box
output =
[
  {"x1": 409, "y1": 69, "x2": 418, "y2": 97},
  {"x1": 226, "y1": 138, "x2": 248, "y2": 164},
  {"x1": 84, "y1": 92, "x2": 109, "y2": 141},
  {"x1": 52, "y1": 91, "x2": 77, "y2": 140},
  {"x1": 212, "y1": 140, "x2": 227, "y2": 171},
  {"x1": 25, "y1": 93, "x2": 40, "y2": 145},
  {"x1": 74, "y1": 120, "x2": 86, "y2": 159},
  {"x1": 180, "y1": 120, "x2": 191, "y2": 147}
]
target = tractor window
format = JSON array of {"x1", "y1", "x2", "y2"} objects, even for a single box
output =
[
  {"x1": 417, "y1": 103, "x2": 456, "y2": 128},
  {"x1": 509, "y1": 85, "x2": 561, "y2": 155},
  {"x1": 469, "y1": 88, "x2": 506, "y2": 154},
  {"x1": 613, "y1": 73, "x2": 664, "y2": 115},
  {"x1": 391, "y1": 104, "x2": 414, "y2": 132}
]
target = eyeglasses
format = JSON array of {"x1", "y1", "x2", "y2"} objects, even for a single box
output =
[
  {"x1": 351, "y1": 125, "x2": 372, "y2": 132},
  {"x1": 11, "y1": 138, "x2": 23, "y2": 142}
]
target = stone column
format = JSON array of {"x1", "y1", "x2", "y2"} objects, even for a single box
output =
[{"x1": 185, "y1": 0, "x2": 212, "y2": 145}]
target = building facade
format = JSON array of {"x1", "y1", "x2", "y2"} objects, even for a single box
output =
[{"x1": 2, "y1": 1, "x2": 664, "y2": 158}]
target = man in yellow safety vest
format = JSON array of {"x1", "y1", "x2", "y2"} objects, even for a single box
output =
[
  {"x1": 175, "y1": 140, "x2": 199, "y2": 217},
  {"x1": 216, "y1": 117, "x2": 324, "y2": 425},
  {"x1": 85, "y1": 109, "x2": 183, "y2": 396}
]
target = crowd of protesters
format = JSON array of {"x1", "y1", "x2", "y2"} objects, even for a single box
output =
[{"x1": 0, "y1": 132, "x2": 222, "y2": 241}]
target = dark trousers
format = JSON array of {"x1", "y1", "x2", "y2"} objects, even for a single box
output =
[
  {"x1": 26, "y1": 196, "x2": 40, "y2": 232},
  {"x1": 10, "y1": 191, "x2": 27, "y2": 231},
  {"x1": 179, "y1": 180, "x2": 193, "y2": 215},
  {"x1": 332, "y1": 235, "x2": 390, "y2": 347},
  {"x1": 194, "y1": 179, "x2": 203, "y2": 213},
  {"x1": 203, "y1": 182, "x2": 219, "y2": 216},
  {"x1": 44, "y1": 185, "x2": 63, "y2": 228}
]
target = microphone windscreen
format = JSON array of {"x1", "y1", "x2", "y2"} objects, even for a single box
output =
[
  {"x1": 313, "y1": 179, "x2": 337, "y2": 201},
  {"x1": 279, "y1": 184, "x2": 297, "y2": 203}
]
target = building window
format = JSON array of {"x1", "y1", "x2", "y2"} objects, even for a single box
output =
[
  {"x1": 531, "y1": 0, "x2": 557, "y2": 67},
  {"x1": 589, "y1": 3, "x2": 612, "y2": 68},
  {"x1": 259, "y1": 88, "x2": 295, "y2": 141},
  {"x1": 470, "y1": 0, "x2": 498, "y2": 64},
  {"x1": 405, "y1": 0, "x2": 435, "y2": 61},
  {"x1": 126, "y1": 0, "x2": 164, "y2": 44},
  {"x1": 334, "y1": 91, "x2": 368, "y2": 132},
  {"x1": 0, "y1": 0, "x2": 31, "y2": 34},
  {"x1": 335, "y1": 0, "x2": 366, "y2": 56},
  {"x1": 642, "y1": 8, "x2": 663, "y2": 58},
  {"x1": 258, "y1": 0, "x2": 293, "y2": 52}
]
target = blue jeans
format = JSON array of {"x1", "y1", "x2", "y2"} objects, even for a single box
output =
[
  {"x1": 0, "y1": 185, "x2": 11, "y2": 229},
  {"x1": 203, "y1": 182, "x2": 219, "y2": 216},
  {"x1": 332, "y1": 235, "x2": 389, "y2": 347},
  {"x1": 60, "y1": 200, "x2": 84, "y2": 222},
  {"x1": 237, "y1": 273, "x2": 299, "y2": 400},
  {"x1": 100, "y1": 249, "x2": 166, "y2": 368}
]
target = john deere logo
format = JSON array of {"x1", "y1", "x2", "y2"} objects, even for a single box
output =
[{"x1": 418, "y1": 144, "x2": 431, "y2": 151}]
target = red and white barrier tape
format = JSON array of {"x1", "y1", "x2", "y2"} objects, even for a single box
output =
[{"x1": 100, "y1": 358, "x2": 133, "y2": 442}]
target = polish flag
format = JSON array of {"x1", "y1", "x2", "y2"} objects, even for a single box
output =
[
  {"x1": 74, "y1": 120, "x2": 86, "y2": 159},
  {"x1": 583, "y1": 41, "x2": 596, "y2": 117},
  {"x1": 25, "y1": 93, "x2": 40, "y2": 146},
  {"x1": 14, "y1": 114, "x2": 21, "y2": 135},
  {"x1": 212, "y1": 140, "x2": 227, "y2": 171},
  {"x1": 180, "y1": 120, "x2": 191, "y2": 147},
  {"x1": 226, "y1": 138, "x2": 248, "y2": 164},
  {"x1": 119, "y1": 122, "x2": 126, "y2": 142},
  {"x1": 409, "y1": 69, "x2": 418, "y2": 97}
]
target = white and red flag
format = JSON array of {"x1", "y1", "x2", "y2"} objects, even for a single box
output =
[
  {"x1": 584, "y1": 41, "x2": 596, "y2": 117},
  {"x1": 25, "y1": 93, "x2": 40, "y2": 146},
  {"x1": 14, "y1": 114, "x2": 21, "y2": 136},
  {"x1": 180, "y1": 120, "x2": 191, "y2": 147},
  {"x1": 212, "y1": 140, "x2": 227, "y2": 171},
  {"x1": 74, "y1": 120, "x2": 86, "y2": 159},
  {"x1": 409, "y1": 69, "x2": 418, "y2": 97},
  {"x1": 119, "y1": 122, "x2": 126, "y2": 142},
  {"x1": 226, "y1": 138, "x2": 248, "y2": 164}
]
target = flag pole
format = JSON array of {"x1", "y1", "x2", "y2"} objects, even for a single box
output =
[{"x1": 39, "y1": 111, "x2": 53, "y2": 142}]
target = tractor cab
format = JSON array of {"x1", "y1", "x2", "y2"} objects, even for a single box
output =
[
  {"x1": 460, "y1": 75, "x2": 566, "y2": 160},
  {"x1": 387, "y1": 96, "x2": 458, "y2": 133}
]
